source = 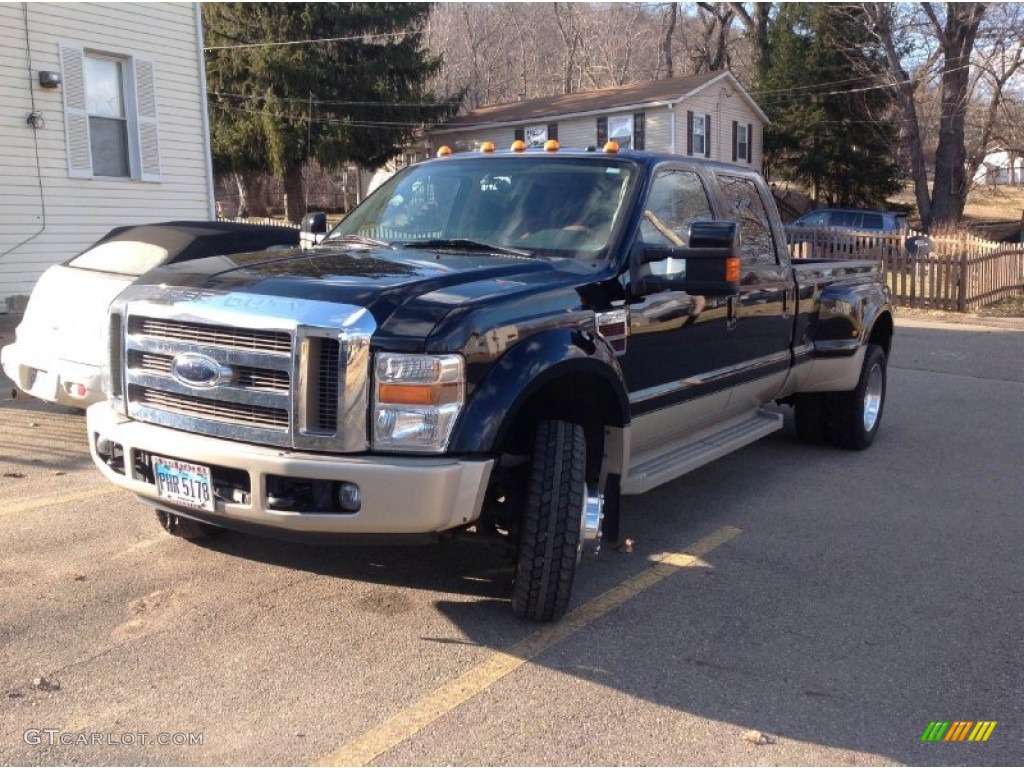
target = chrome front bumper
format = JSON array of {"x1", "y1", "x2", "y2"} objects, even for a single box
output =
[{"x1": 87, "y1": 403, "x2": 493, "y2": 537}]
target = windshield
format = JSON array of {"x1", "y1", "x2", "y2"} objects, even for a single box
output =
[{"x1": 326, "y1": 156, "x2": 637, "y2": 260}]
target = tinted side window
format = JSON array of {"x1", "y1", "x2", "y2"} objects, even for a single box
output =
[
  {"x1": 639, "y1": 169, "x2": 713, "y2": 246},
  {"x1": 862, "y1": 213, "x2": 884, "y2": 230},
  {"x1": 717, "y1": 175, "x2": 778, "y2": 266}
]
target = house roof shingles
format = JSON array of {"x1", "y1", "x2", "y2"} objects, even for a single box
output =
[{"x1": 441, "y1": 71, "x2": 730, "y2": 130}]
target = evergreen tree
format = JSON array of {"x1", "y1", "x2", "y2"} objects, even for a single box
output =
[
  {"x1": 203, "y1": 3, "x2": 457, "y2": 222},
  {"x1": 761, "y1": 4, "x2": 900, "y2": 207}
]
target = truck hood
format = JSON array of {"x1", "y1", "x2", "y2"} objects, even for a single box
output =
[{"x1": 135, "y1": 244, "x2": 607, "y2": 349}]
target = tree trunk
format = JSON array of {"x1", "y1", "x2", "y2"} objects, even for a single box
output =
[
  {"x1": 927, "y1": 2, "x2": 985, "y2": 227},
  {"x1": 283, "y1": 164, "x2": 305, "y2": 224},
  {"x1": 232, "y1": 173, "x2": 249, "y2": 218},
  {"x1": 662, "y1": 3, "x2": 677, "y2": 78},
  {"x1": 864, "y1": 3, "x2": 932, "y2": 227}
]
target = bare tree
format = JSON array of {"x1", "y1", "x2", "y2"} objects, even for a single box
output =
[
  {"x1": 694, "y1": 2, "x2": 737, "y2": 72},
  {"x1": 661, "y1": 3, "x2": 678, "y2": 78},
  {"x1": 924, "y1": 2, "x2": 987, "y2": 224}
]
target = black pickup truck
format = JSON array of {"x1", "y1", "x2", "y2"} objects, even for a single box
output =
[{"x1": 88, "y1": 147, "x2": 893, "y2": 621}]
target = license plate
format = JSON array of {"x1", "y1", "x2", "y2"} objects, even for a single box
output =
[{"x1": 152, "y1": 457, "x2": 215, "y2": 512}]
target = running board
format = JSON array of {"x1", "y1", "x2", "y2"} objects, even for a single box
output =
[{"x1": 622, "y1": 408, "x2": 784, "y2": 495}]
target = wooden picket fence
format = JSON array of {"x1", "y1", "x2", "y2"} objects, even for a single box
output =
[{"x1": 786, "y1": 226, "x2": 1024, "y2": 311}]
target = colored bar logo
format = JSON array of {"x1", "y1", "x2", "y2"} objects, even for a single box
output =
[{"x1": 921, "y1": 721, "x2": 997, "y2": 742}]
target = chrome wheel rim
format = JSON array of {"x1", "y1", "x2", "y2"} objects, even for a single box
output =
[{"x1": 863, "y1": 363, "x2": 883, "y2": 432}]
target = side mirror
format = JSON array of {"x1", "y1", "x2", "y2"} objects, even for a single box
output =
[
  {"x1": 631, "y1": 221, "x2": 742, "y2": 297},
  {"x1": 300, "y1": 212, "x2": 328, "y2": 247}
]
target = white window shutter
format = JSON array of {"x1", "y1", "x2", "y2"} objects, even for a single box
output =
[
  {"x1": 60, "y1": 45, "x2": 92, "y2": 178},
  {"x1": 133, "y1": 58, "x2": 162, "y2": 182}
]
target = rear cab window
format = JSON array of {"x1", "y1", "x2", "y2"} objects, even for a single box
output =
[{"x1": 715, "y1": 173, "x2": 779, "y2": 266}]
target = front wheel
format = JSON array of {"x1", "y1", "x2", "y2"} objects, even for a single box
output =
[{"x1": 511, "y1": 420, "x2": 587, "y2": 622}]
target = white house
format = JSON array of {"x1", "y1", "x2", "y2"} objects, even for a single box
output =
[
  {"x1": 973, "y1": 148, "x2": 1023, "y2": 186},
  {"x1": 429, "y1": 71, "x2": 768, "y2": 169},
  {"x1": 0, "y1": 2, "x2": 214, "y2": 312}
]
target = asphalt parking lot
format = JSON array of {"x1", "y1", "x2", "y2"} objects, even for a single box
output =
[{"x1": 1, "y1": 312, "x2": 1022, "y2": 766}]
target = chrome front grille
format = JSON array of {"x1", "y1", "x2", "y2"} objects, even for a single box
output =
[
  {"x1": 131, "y1": 385, "x2": 289, "y2": 429},
  {"x1": 129, "y1": 351, "x2": 290, "y2": 393},
  {"x1": 115, "y1": 293, "x2": 375, "y2": 452},
  {"x1": 130, "y1": 317, "x2": 291, "y2": 354}
]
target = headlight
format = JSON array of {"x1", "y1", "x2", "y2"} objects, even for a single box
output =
[{"x1": 372, "y1": 353, "x2": 464, "y2": 453}]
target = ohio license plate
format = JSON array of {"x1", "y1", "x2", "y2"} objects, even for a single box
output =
[{"x1": 152, "y1": 457, "x2": 214, "y2": 512}]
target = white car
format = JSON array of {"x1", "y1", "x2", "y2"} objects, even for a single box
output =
[{"x1": 1, "y1": 221, "x2": 298, "y2": 407}]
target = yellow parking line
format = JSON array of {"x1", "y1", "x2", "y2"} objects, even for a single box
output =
[
  {"x1": 0, "y1": 487, "x2": 119, "y2": 516},
  {"x1": 314, "y1": 525, "x2": 742, "y2": 767}
]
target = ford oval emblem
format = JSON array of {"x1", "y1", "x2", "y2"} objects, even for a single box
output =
[{"x1": 171, "y1": 353, "x2": 229, "y2": 388}]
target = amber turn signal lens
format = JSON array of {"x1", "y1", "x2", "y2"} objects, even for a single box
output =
[
  {"x1": 377, "y1": 382, "x2": 460, "y2": 406},
  {"x1": 725, "y1": 257, "x2": 741, "y2": 283}
]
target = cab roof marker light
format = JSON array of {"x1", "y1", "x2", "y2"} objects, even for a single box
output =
[
  {"x1": 436, "y1": 145, "x2": 453, "y2": 157},
  {"x1": 604, "y1": 140, "x2": 620, "y2": 154},
  {"x1": 480, "y1": 141, "x2": 496, "y2": 153},
  {"x1": 510, "y1": 139, "x2": 527, "y2": 152},
  {"x1": 544, "y1": 139, "x2": 560, "y2": 152}
]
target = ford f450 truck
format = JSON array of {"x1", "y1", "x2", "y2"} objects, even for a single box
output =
[{"x1": 87, "y1": 147, "x2": 893, "y2": 621}]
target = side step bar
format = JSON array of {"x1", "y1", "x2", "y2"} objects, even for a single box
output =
[{"x1": 622, "y1": 408, "x2": 784, "y2": 495}]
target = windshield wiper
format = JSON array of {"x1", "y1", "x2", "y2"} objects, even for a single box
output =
[
  {"x1": 396, "y1": 238, "x2": 531, "y2": 257},
  {"x1": 322, "y1": 234, "x2": 393, "y2": 249}
]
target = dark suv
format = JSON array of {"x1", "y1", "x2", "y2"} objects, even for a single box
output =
[{"x1": 793, "y1": 208, "x2": 908, "y2": 232}]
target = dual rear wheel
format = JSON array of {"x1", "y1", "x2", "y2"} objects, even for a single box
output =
[{"x1": 794, "y1": 343, "x2": 887, "y2": 450}]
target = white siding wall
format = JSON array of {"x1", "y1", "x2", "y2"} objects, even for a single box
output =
[{"x1": 0, "y1": 2, "x2": 211, "y2": 311}]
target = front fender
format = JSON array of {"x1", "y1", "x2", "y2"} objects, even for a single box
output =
[{"x1": 448, "y1": 328, "x2": 629, "y2": 454}]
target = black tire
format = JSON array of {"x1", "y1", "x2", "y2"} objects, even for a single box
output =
[
  {"x1": 155, "y1": 510, "x2": 223, "y2": 540},
  {"x1": 511, "y1": 420, "x2": 586, "y2": 622},
  {"x1": 793, "y1": 393, "x2": 830, "y2": 444},
  {"x1": 828, "y1": 343, "x2": 887, "y2": 450}
]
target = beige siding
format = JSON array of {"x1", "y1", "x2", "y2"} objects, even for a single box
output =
[
  {"x1": 0, "y1": 2, "x2": 211, "y2": 311},
  {"x1": 673, "y1": 89, "x2": 763, "y2": 168}
]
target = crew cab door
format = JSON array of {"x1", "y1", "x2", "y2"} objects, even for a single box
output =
[
  {"x1": 711, "y1": 171, "x2": 795, "y2": 415},
  {"x1": 620, "y1": 165, "x2": 744, "y2": 455}
]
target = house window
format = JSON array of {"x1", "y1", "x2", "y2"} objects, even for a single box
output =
[
  {"x1": 693, "y1": 115, "x2": 706, "y2": 156},
  {"x1": 688, "y1": 112, "x2": 710, "y2": 157},
  {"x1": 85, "y1": 56, "x2": 130, "y2": 177},
  {"x1": 608, "y1": 115, "x2": 634, "y2": 149},
  {"x1": 60, "y1": 45, "x2": 161, "y2": 181},
  {"x1": 732, "y1": 121, "x2": 752, "y2": 163},
  {"x1": 524, "y1": 125, "x2": 548, "y2": 148}
]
